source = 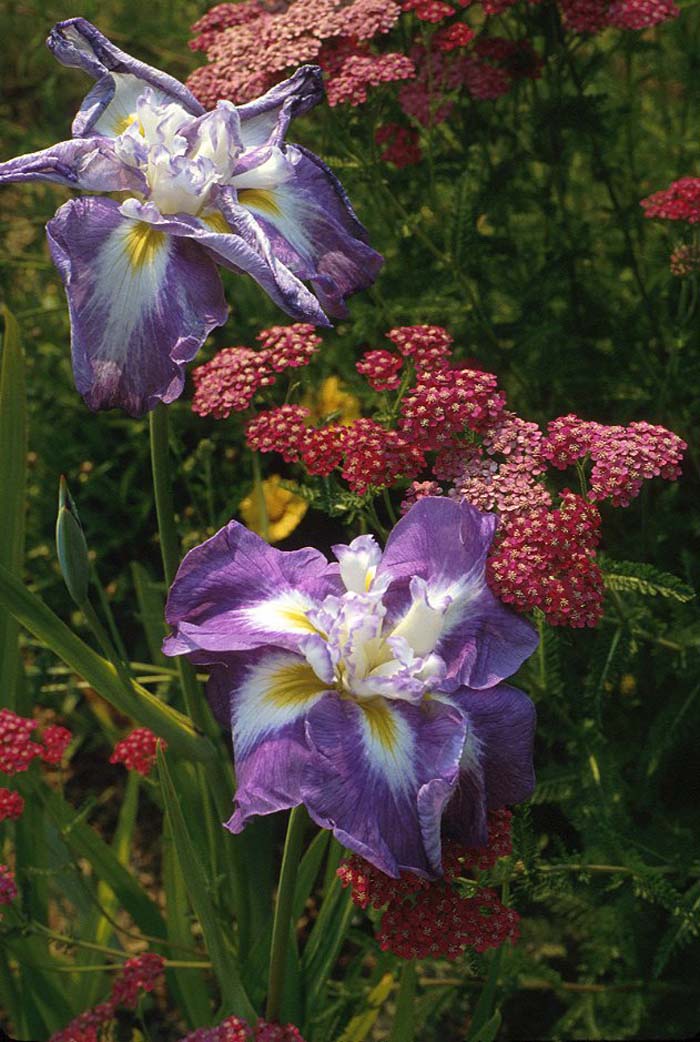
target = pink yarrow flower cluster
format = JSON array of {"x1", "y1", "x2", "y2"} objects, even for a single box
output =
[
  {"x1": 50, "y1": 954, "x2": 165, "y2": 1042},
  {"x1": 338, "y1": 809, "x2": 518, "y2": 959},
  {"x1": 487, "y1": 491, "x2": 605, "y2": 627},
  {"x1": 187, "y1": 0, "x2": 404, "y2": 108},
  {"x1": 543, "y1": 414, "x2": 686, "y2": 507},
  {"x1": 191, "y1": 325, "x2": 321, "y2": 420},
  {"x1": 110, "y1": 728, "x2": 167, "y2": 777},
  {"x1": 0, "y1": 708, "x2": 71, "y2": 775}
]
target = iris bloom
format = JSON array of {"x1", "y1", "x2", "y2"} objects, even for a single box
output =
[
  {"x1": 0, "y1": 19, "x2": 382, "y2": 415},
  {"x1": 164, "y1": 498, "x2": 538, "y2": 877}
]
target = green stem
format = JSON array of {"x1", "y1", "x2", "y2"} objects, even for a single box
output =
[
  {"x1": 266, "y1": 806, "x2": 307, "y2": 1022},
  {"x1": 382, "y1": 487, "x2": 398, "y2": 527},
  {"x1": 392, "y1": 960, "x2": 417, "y2": 1042},
  {"x1": 82, "y1": 599, "x2": 132, "y2": 695},
  {"x1": 148, "y1": 403, "x2": 209, "y2": 734}
]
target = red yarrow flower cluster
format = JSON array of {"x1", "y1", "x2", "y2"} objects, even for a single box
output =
[
  {"x1": 0, "y1": 788, "x2": 24, "y2": 822},
  {"x1": 339, "y1": 419, "x2": 425, "y2": 494},
  {"x1": 111, "y1": 952, "x2": 165, "y2": 1009},
  {"x1": 110, "y1": 729, "x2": 167, "y2": 777},
  {"x1": 402, "y1": 0, "x2": 455, "y2": 21},
  {"x1": 246, "y1": 405, "x2": 311, "y2": 463},
  {"x1": 356, "y1": 349, "x2": 404, "y2": 391},
  {"x1": 41, "y1": 725, "x2": 72, "y2": 766},
  {"x1": 178, "y1": 1017, "x2": 306, "y2": 1042},
  {"x1": 433, "y1": 23, "x2": 476, "y2": 50},
  {"x1": 338, "y1": 809, "x2": 518, "y2": 959},
  {"x1": 487, "y1": 491, "x2": 605, "y2": 627},
  {"x1": 399, "y1": 366, "x2": 505, "y2": 450},
  {"x1": 50, "y1": 954, "x2": 165, "y2": 1042},
  {"x1": 542, "y1": 414, "x2": 686, "y2": 507},
  {"x1": 0, "y1": 709, "x2": 71, "y2": 775},
  {"x1": 375, "y1": 123, "x2": 422, "y2": 168},
  {"x1": 641, "y1": 177, "x2": 700, "y2": 224},
  {"x1": 561, "y1": 0, "x2": 678, "y2": 31},
  {"x1": 670, "y1": 243, "x2": 700, "y2": 277},
  {"x1": 400, "y1": 479, "x2": 443, "y2": 514}
]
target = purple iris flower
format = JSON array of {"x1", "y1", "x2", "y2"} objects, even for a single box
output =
[
  {"x1": 164, "y1": 498, "x2": 538, "y2": 878},
  {"x1": 0, "y1": 19, "x2": 382, "y2": 416}
]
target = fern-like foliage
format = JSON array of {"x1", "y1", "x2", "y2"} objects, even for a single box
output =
[{"x1": 601, "y1": 558, "x2": 695, "y2": 603}]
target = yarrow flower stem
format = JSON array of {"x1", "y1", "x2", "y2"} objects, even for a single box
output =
[{"x1": 266, "y1": 806, "x2": 308, "y2": 1022}]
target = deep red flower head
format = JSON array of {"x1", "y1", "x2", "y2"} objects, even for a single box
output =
[{"x1": 110, "y1": 728, "x2": 166, "y2": 777}]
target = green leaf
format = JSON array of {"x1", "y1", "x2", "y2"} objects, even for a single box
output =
[
  {"x1": 0, "y1": 560, "x2": 213, "y2": 762},
  {"x1": 33, "y1": 779, "x2": 167, "y2": 939},
  {"x1": 302, "y1": 871, "x2": 354, "y2": 1018},
  {"x1": 470, "y1": 1009, "x2": 502, "y2": 1042},
  {"x1": 0, "y1": 305, "x2": 27, "y2": 709},
  {"x1": 293, "y1": 828, "x2": 331, "y2": 922},
  {"x1": 131, "y1": 561, "x2": 168, "y2": 666},
  {"x1": 338, "y1": 972, "x2": 394, "y2": 1042},
  {"x1": 601, "y1": 558, "x2": 695, "y2": 602},
  {"x1": 391, "y1": 961, "x2": 417, "y2": 1042},
  {"x1": 163, "y1": 815, "x2": 214, "y2": 1028},
  {"x1": 157, "y1": 746, "x2": 256, "y2": 1022}
]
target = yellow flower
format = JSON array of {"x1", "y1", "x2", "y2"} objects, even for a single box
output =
[
  {"x1": 303, "y1": 375, "x2": 360, "y2": 425},
  {"x1": 239, "y1": 475, "x2": 308, "y2": 543}
]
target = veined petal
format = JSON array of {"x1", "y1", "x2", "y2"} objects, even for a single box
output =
[
  {"x1": 120, "y1": 196, "x2": 331, "y2": 327},
  {"x1": 235, "y1": 144, "x2": 383, "y2": 318},
  {"x1": 237, "y1": 66, "x2": 324, "y2": 149},
  {"x1": 450, "y1": 683, "x2": 536, "y2": 811},
  {"x1": 0, "y1": 138, "x2": 145, "y2": 193},
  {"x1": 209, "y1": 650, "x2": 330, "y2": 831},
  {"x1": 163, "y1": 519, "x2": 342, "y2": 658},
  {"x1": 46, "y1": 196, "x2": 227, "y2": 415},
  {"x1": 380, "y1": 498, "x2": 538, "y2": 688},
  {"x1": 47, "y1": 18, "x2": 203, "y2": 137},
  {"x1": 302, "y1": 694, "x2": 466, "y2": 877}
]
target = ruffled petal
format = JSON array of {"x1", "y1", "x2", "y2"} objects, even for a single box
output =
[
  {"x1": 208, "y1": 650, "x2": 331, "y2": 831},
  {"x1": 237, "y1": 66, "x2": 324, "y2": 149},
  {"x1": 46, "y1": 196, "x2": 227, "y2": 415},
  {"x1": 234, "y1": 144, "x2": 383, "y2": 318},
  {"x1": 451, "y1": 683, "x2": 537, "y2": 810},
  {"x1": 441, "y1": 683, "x2": 536, "y2": 846},
  {"x1": 47, "y1": 18, "x2": 203, "y2": 137},
  {"x1": 119, "y1": 197, "x2": 330, "y2": 327},
  {"x1": 302, "y1": 694, "x2": 466, "y2": 877},
  {"x1": 0, "y1": 137, "x2": 145, "y2": 193},
  {"x1": 163, "y1": 519, "x2": 342, "y2": 658},
  {"x1": 380, "y1": 498, "x2": 538, "y2": 688}
]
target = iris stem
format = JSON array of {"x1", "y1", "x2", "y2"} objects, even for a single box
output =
[
  {"x1": 265, "y1": 805, "x2": 307, "y2": 1022},
  {"x1": 148, "y1": 403, "x2": 209, "y2": 734}
]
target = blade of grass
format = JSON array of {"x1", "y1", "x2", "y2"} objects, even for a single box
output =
[
  {"x1": 163, "y1": 815, "x2": 214, "y2": 1027},
  {"x1": 157, "y1": 746, "x2": 256, "y2": 1022},
  {"x1": 131, "y1": 561, "x2": 168, "y2": 667},
  {"x1": 0, "y1": 305, "x2": 27, "y2": 710}
]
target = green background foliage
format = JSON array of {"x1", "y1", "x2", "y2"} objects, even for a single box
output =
[{"x1": 1, "y1": 1, "x2": 700, "y2": 1039}]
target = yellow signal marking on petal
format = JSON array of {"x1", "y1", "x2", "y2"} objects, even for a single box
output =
[
  {"x1": 203, "y1": 212, "x2": 231, "y2": 234},
  {"x1": 360, "y1": 698, "x2": 398, "y2": 754},
  {"x1": 114, "y1": 112, "x2": 143, "y2": 136},
  {"x1": 124, "y1": 222, "x2": 166, "y2": 269},
  {"x1": 278, "y1": 607, "x2": 324, "y2": 636},
  {"x1": 263, "y1": 662, "x2": 328, "y2": 709},
  {"x1": 238, "y1": 188, "x2": 282, "y2": 217}
]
